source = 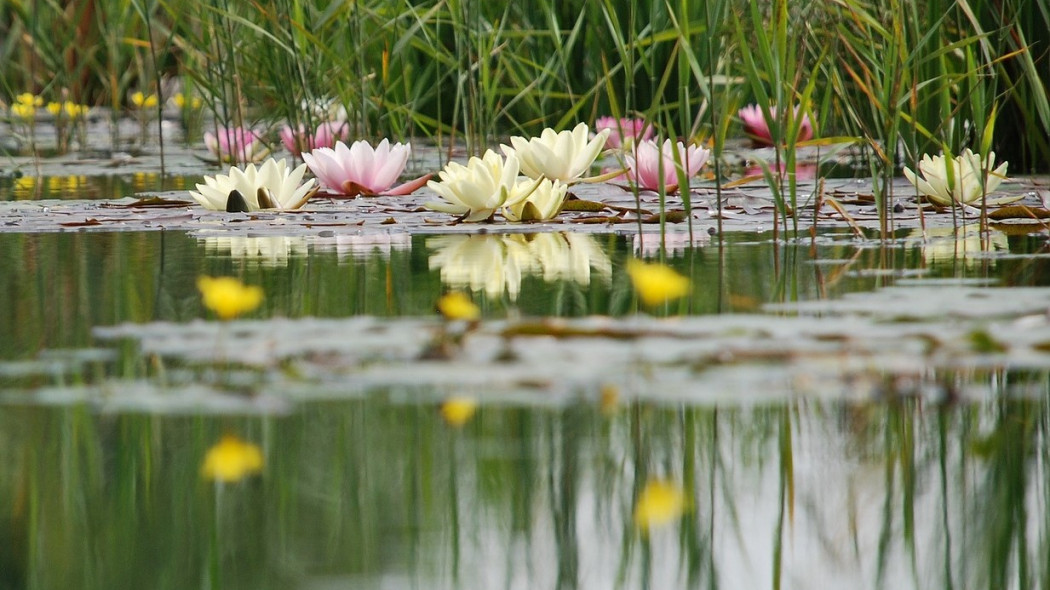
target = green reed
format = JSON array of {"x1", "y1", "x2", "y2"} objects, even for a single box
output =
[{"x1": 1, "y1": 0, "x2": 1048, "y2": 179}]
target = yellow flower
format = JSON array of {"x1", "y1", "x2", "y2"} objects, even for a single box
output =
[
  {"x1": 436, "y1": 291, "x2": 480, "y2": 321},
  {"x1": 63, "y1": 101, "x2": 87, "y2": 119},
  {"x1": 197, "y1": 276, "x2": 264, "y2": 320},
  {"x1": 201, "y1": 434, "x2": 264, "y2": 482},
  {"x1": 10, "y1": 102, "x2": 35, "y2": 120},
  {"x1": 634, "y1": 479, "x2": 687, "y2": 532},
  {"x1": 174, "y1": 92, "x2": 203, "y2": 110},
  {"x1": 440, "y1": 396, "x2": 478, "y2": 427},
  {"x1": 16, "y1": 92, "x2": 43, "y2": 107},
  {"x1": 46, "y1": 102, "x2": 62, "y2": 116},
  {"x1": 131, "y1": 91, "x2": 158, "y2": 108},
  {"x1": 625, "y1": 259, "x2": 691, "y2": 307}
]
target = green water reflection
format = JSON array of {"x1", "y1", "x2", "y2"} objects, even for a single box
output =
[
  {"x1": 7, "y1": 228, "x2": 1047, "y2": 361},
  {"x1": 2, "y1": 228, "x2": 1050, "y2": 589},
  {"x1": 0, "y1": 172, "x2": 192, "y2": 201},
  {"x1": 1, "y1": 394, "x2": 1049, "y2": 589}
]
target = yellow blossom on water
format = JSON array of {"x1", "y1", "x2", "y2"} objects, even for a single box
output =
[
  {"x1": 436, "y1": 291, "x2": 480, "y2": 321},
  {"x1": 201, "y1": 434, "x2": 264, "y2": 482},
  {"x1": 46, "y1": 102, "x2": 62, "y2": 117},
  {"x1": 634, "y1": 479, "x2": 688, "y2": 532},
  {"x1": 16, "y1": 93, "x2": 43, "y2": 107},
  {"x1": 626, "y1": 259, "x2": 691, "y2": 307},
  {"x1": 440, "y1": 396, "x2": 478, "y2": 427},
  {"x1": 10, "y1": 102, "x2": 35, "y2": 120},
  {"x1": 197, "y1": 276, "x2": 264, "y2": 320},
  {"x1": 130, "y1": 91, "x2": 158, "y2": 108}
]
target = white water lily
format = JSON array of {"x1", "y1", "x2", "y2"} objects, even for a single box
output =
[
  {"x1": 501, "y1": 123, "x2": 610, "y2": 182},
  {"x1": 503, "y1": 178, "x2": 568, "y2": 222},
  {"x1": 902, "y1": 149, "x2": 1014, "y2": 207},
  {"x1": 190, "y1": 158, "x2": 317, "y2": 211},
  {"x1": 425, "y1": 150, "x2": 534, "y2": 222}
]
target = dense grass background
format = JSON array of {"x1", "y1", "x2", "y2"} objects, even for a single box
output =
[{"x1": 1, "y1": 0, "x2": 1047, "y2": 174}]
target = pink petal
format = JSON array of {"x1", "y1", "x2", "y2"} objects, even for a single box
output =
[{"x1": 383, "y1": 173, "x2": 432, "y2": 196}]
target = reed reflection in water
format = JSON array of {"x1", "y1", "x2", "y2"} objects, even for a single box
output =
[
  {"x1": 2, "y1": 227, "x2": 1050, "y2": 588},
  {"x1": 1, "y1": 390, "x2": 1048, "y2": 589}
]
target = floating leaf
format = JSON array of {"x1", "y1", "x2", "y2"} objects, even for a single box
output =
[
  {"x1": 969, "y1": 330, "x2": 1006, "y2": 353},
  {"x1": 988, "y1": 205, "x2": 1050, "y2": 220},
  {"x1": 641, "y1": 210, "x2": 688, "y2": 224},
  {"x1": 561, "y1": 199, "x2": 607, "y2": 212},
  {"x1": 106, "y1": 197, "x2": 195, "y2": 209},
  {"x1": 59, "y1": 218, "x2": 103, "y2": 227}
]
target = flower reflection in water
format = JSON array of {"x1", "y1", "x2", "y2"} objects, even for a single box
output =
[
  {"x1": 428, "y1": 233, "x2": 612, "y2": 301},
  {"x1": 198, "y1": 234, "x2": 309, "y2": 267},
  {"x1": 312, "y1": 231, "x2": 412, "y2": 261},
  {"x1": 633, "y1": 231, "x2": 710, "y2": 258},
  {"x1": 913, "y1": 225, "x2": 1009, "y2": 267}
]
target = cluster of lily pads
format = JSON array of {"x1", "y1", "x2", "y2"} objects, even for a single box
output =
[{"x1": 186, "y1": 102, "x2": 1014, "y2": 220}]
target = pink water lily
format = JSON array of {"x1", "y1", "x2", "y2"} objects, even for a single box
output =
[
  {"x1": 626, "y1": 139, "x2": 710, "y2": 192},
  {"x1": 205, "y1": 126, "x2": 270, "y2": 163},
  {"x1": 738, "y1": 104, "x2": 813, "y2": 147},
  {"x1": 302, "y1": 139, "x2": 431, "y2": 197},
  {"x1": 280, "y1": 121, "x2": 350, "y2": 157},
  {"x1": 594, "y1": 116, "x2": 654, "y2": 150}
]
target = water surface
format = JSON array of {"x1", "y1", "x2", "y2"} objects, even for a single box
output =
[{"x1": 1, "y1": 227, "x2": 1049, "y2": 590}]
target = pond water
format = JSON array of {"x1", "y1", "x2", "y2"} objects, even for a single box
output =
[{"x1": 2, "y1": 224, "x2": 1050, "y2": 590}]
